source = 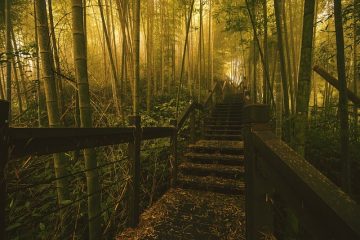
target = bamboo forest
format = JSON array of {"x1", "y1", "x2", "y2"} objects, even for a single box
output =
[{"x1": 0, "y1": 0, "x2": 360, "y2": 239}]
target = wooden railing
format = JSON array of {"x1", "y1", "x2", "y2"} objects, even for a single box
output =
[
  {"x1": 243, "y1": 104, "x2": 360, "y2": 240},
  {"x1": 0, "y1": 81, "x2": 225, "y2": 239}
]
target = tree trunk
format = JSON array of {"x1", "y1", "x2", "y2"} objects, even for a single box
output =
[
  {"x1": 12, "y1": 61, "x2": 23, "y2": 115},
  {"x1": 11, "y1": 27, "x2": 29, "y2": 109},
  {"x1": 283, "y1": 2, "x2": 295, "y2": 113},
  {"x1": 294, "y1": 0, "x2": 316, "y2": 156},
  {"x1": 274, "y1": 0, "x2": 291, "y2": 141},
  {"x1": 160, "y1": 0, "x2": 165, "y2": 92},
  {"x1": 276, "y1": 57, "x2": 283, "y2": 138},
  {"x1": 116, "y1": 0, "x2": 135, "y2": 112},
  {"x1": 334, "y1": 0, "x2": 351, "y2": 193},
  {"x1": 245, "y1": 0, "x2": 274, "y2": 105},
  {"x1": 146, "y1": 0, "x2": 154, "y2": 113},
  {"x1": 133, "y1": 0, "x2": 140, "y2": 114},
  {"x1": 0, "y1": 67, "x2": 4, "y2": 99},
  {"x1": 354, "y1": 0, "x2": 359, "y2": 138},
  {"x1": 48, "y1": 0, "x2": 64, "y2": 116},
  {"x1": 252, "y1": 39, "x2": 257, "y2": 103},
  {"x1": 288, "y1": 0, "x2": 298, "y2": 94},
  {"x1": 209, "y1": 0, "x2": 214, "y2": 89},
  {"x1": 198, "y1": 0, "x2": 203, "y2": 102},
  {"x1": 262, "y1": 0, "x2": 268, "y2": 104},
  {"x1": 71, "y1": 0, "x2": 101, "y2": 238},
  {"x1": 34, "y1": 0, "x2": 43, "y2": 127},
  {"x1": 176, "y1": 0, "x2": 196, "y2": 117},
  {"x1": 35, "y1": 0, "x2": 70, "y2": 207},
  {"x1": 5, "y1": 0, "x2": 12, "y2": 120},
  {"x1": 98, "y1": 0, "x2": 123, "y2": 118}
]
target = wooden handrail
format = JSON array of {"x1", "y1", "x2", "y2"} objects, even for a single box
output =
[
  {"x1": 9, "y1": 127, "x2": 135, "y2": 159},
  {"x1": 177, "y1": 81, "x2": 223, "y2": 131},
  {"x1": 177, "y1": 102, "x2": 203, "y2": 130},
  {"x1": 244, "y1": 104, "x2": 360, "y2": 240},
  {"x1": 8, "y1": 126, "x2": 175, "y2": 159},
  {"x1": 1, "y1": 81, "x2": 226, "y2": 237},
  {"x1": 251, "y1": 129, "x2": 360, "y2": 239},
  {"x1": 204, "y1": 81, "x2": 221, "y2": 107},
  {"x1": 313, "y1": 65, "x2": 360, "y2": 106}
]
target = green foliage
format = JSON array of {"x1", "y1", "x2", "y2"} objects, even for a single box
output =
[
  {"x1": 306, "y1": 111, "x2": 360, "y2": 201},
  {"x1": 214, "y1": 1, "x2": 249, "y2": 33}
]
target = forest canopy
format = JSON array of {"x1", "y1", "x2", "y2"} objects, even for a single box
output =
[{"x1": 0, "y1": 0, "x2": 359, "y2": 239}]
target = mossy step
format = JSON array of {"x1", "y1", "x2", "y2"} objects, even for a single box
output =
[
  {"x1": 204, "y1": 129, "x2": 243, "y2": 134},
  {"x1": 204, "y1": 134, "x2": 243, "y2": 141},
  {"x1": 212, "y1": 109, "x2": 243, "y2": 112},
  {"x1": 204, "y1": 125, "x2": 243, "y2": 130},
  {"x1": 204, "y1": 124, "x2": 243, "y2": 129},
  {"x1": 191, "y1": 140, "x2": 244, "y2": 149},
  {"x1": 204, "y1": 119, "x2": 243, "y2": 124},
  {"x1": 184, "y1": 152, "x2": 244, "y2": 165},
  {"x1": 207, "y1": 116, "x2": 243, "y2": 119},
  {"x1": 179, "y1": 162, "x2": 244, "y2": 179},
  {"x1": 177, "y1": 174, "x2": 245, "y2": 195}
]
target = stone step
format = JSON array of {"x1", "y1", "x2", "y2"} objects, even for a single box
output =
[
  {"x1": 179, "y1": 162, "x2": 244, "y2": 179},
  {"x1": 204, "y1": 118, "x2": 242, "y2": 123},
  {"x1": 204, "y1": 129, "x2": 243, "y2": 135},
  {"x1": 212, "y1": 109, "x2": 243, "y2": 112},
  {"x1": 204, "y1": 134, "x2": 243, "y2": 141},
  {"x1": 184, "y1": 152, "x2": 244, "y2": 165},
  {"x1": 215, "y1": 104, "x2": 243, "y2": 108},
  {"x1": 204, "y1": 125, "x2": 243, "y2": 130},
  {"x1": 211, "y1": 114, "x2": 243, "y2": 118},
  {"x1": 188, "y1": 140, "x2": 244, "y2": 154},
  {"x1": 177, "y1": 174, "x2": 245, "y2": 195}
]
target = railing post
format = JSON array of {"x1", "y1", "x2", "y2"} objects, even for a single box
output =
[
  {"x1": 127, "y1": 115, "x2": 141, "y2": 227},
  {"x1": 0, "y1": 101, "x2": 9, "y2": 239},
  {"x1": 243, "y1": 104, "x2": 273, "y2": 240},
  {"x1": 170, "y1": 119, "x2": 178, "y2": 187}
]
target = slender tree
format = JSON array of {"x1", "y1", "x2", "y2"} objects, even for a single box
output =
[
  {"x1": 34, "y1": 0, "x2": 42, "y2": 127},
  {"x1": 198, "y1": 0, "x2": 203, "y2": 102},
  {"x1": 283, "y1": 1, "x2": 295, "y2": 113},
  {"x1": 48, "y1": 0, "x2": 64, "y2": 115},
  {"x1": 146, "y1": 0, "x2": 154, "y2": 112},
  {"x1": 274, "y1": 0, "x2": 291, "y2": 141},
  {"x1": 354, "y1": 0, "x2": 359, "y2": 136},
  {"x1": 11, "y1": 28, "x2": 29, "y2": 109},
  {"x1": 5, "y1": 0, "x2": 12, "y2": 119},
  {"x1": 98, "y1": 0, "x2": 123, "y2": 117},
  {"x1": 334, "y1": 0, "x2": 351, "y2": 193},
  {"x1": 294, "y1": 0, "x2": 316, "y2": 156},
  {"x1": 262, "y1": 0, "x2": 269, "y2": 104},
  {"x1": 0, "y1": 68, "x2": 4, "y2": 99},
  {"x1": 245, "y1": 0, "x2": 274, "y2": 105},
  {"x1": 35, "y1": 0, "x2": 70, "y2": 205},
  {"x1": 208, "y1": 0, "x2": 214, "y2": 89},
  {"x1": 72, "y1": 0, "x2": 102, "y2": 239},
  {"x1": 133, "y1": 0, "x2": 140, "y2": 114},
  {"x1": 176, "y1": 0, "x2": 196, "y2": 117},
  {"x1": 12, "y1": 60, "x2": 23, "y2": 114}
]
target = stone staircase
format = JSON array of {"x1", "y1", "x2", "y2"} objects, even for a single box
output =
[
  {"x1": 118, "y1": 94, "x2": 246, "y2": 239},
  {"x1": 177, "y1": 94, "x2": 245, "y2": 195}
]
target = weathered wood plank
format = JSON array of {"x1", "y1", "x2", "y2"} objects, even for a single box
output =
[
  {"x1": 142, "y1": 127, "x2": 174, "y2": 140},
  {"x1": 252, "y1": 129, "x2": 360, "y2": 239},
  {"x1": 9, "y1": 127, "x2": 135, "y2": 159}
]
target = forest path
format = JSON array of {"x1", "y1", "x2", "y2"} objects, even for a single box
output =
[{"x1": 118, "y1": 95, "x2": 245, "y2": 239}]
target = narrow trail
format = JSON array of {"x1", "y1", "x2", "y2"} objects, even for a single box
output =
[{"x1": 119, "y1": 95, "x2": 246, "y2": 239}]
